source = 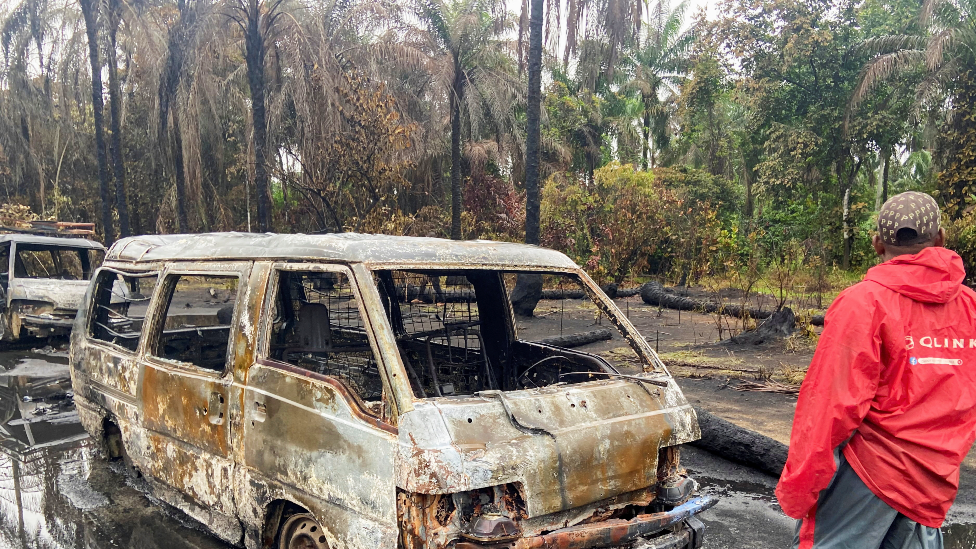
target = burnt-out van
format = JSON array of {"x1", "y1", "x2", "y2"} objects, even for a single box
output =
[
  {"x1": 69, "y1": 233, "x2": 715, "y2": 549},
  {"x1": 0, "y1": 234, "x2": 105, "y2": 341}
]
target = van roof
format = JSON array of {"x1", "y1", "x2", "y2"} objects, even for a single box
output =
[
  {"x1": 105, "y1": 232, "x2": 578, "y2": 269},
  {"x1": 0, "y1": 234, "x2": 105, "y2": 249}
]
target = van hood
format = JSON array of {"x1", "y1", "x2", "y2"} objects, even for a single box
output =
[
  {"x1": 396, "y1": 377, "x2": 698, "y2": 517},
  {"x1": 8, "y1": 278, "x2": 90, "y2": 310}
]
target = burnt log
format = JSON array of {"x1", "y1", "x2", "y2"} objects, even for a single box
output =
[
  {"x1": 536, "y1": 329, "x2": 613, "y2": 348},
  {"x1": 540, "y1": 288, "x2": 586, "y2": 300},
  {"x1": 727, "y1": 307, "x2": 796, "y2": 345},
  {"x1": 691, "y1": 406, "x2": 788, "y2": 477},
  {"x1": 811, "y1": 314, "x2": 824, "y2": 326},
  {"x1": 533, "y1": 285, "x2": 641, "y2": 301},
  {"x1": 395, "y1": 285, "x2": 476, "y2": 303},
  {"x1": 511, "y1": 273, "x2": 543, "y2": 316},
  {"x1": 639, "y1": 282, "x2": 772, "y2": 320},
  {"x1": 616, "y1": 287, "x2": 642, "y2": 298}
]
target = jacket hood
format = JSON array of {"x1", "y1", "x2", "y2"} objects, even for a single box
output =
[{"x1": 864, "y1": 246, "x2": 966, "y2": 304}]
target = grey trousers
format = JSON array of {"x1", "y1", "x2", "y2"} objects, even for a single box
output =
[{"x1": 790, "y1": 455, "x2": 944, "y2": 549}]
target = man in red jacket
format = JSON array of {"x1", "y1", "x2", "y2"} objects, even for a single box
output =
[{"x1": 776, "y1": 191, "x2": 976, "y2": 549}]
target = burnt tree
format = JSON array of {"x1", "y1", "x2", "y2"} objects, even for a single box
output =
[
  {"x1": 106, "y1": 0, "x2": 130, "y2": 237},
  {"x1": 79, "y1": 0, "x2": 115, "y2": 243},
  {"x1": 511, "y1": 0, "x2": 544, "y2": 316},
  {"x1": 158, "y1": 0, "x2": 195, "y2": 232},
  {"x1": 228, "y1": 0, "x2": 280, "y2": 233}
]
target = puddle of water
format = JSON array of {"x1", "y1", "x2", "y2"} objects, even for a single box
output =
[
  {"x1": 0, "y1": 348, "x2": 232, "y2": 549},
  {"x1": 945, "y1": 524, "x2": 976, "y2": 549}
]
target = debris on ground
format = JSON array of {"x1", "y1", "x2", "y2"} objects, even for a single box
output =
[{"x1": 734, "y1": 380, "x2": 801, "y2": 395}]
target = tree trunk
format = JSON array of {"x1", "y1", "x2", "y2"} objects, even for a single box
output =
[
  {"x1": 841, "y1": 157, "x2": 862, "y2": 271},
  {"x1": 524, "y1": 0, "x2": 543, "y2": 245},
  {"x1": 158, "y1": 0, "x2": 194, "y2": 232},
  {"x1": 743, "y1": 160, "x2": 755, "y2": 218},
  {"x1": 641, "y1": 100, "x2": 650, "y2": 172},
  {"x1": 450, "y1": 74, "x2": 463, "y2": 240},
  {"x1": 245, "y1": 2, "x2": 271, "y2": 233},
  {"x1": 842, "y1": 184, "x2": 851, "y2": 270},
  {"x1": 106, "y1": 1, "x2": 130, "y2": 238},
  {"x1": 881, "y1": 148, "x2": 891, "y2": 205},
  {"x1": 172, "y1": 109, "x2": 190, "y2": 232},
  {"x1": 80, "y1": 0, "x2": 115, "y2": 244}
]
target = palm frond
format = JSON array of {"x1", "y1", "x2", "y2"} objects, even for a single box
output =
[{"x1": 850, "y1": 49, "x2": 925, "y2": 109}]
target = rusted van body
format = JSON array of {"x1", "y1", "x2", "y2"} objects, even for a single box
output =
[
  {"x1": 0, "y1": 234, "x2": 105, "y2": 341},
  {"x1": 69, "y1": 233, "x2": 714, "y2": 549}
]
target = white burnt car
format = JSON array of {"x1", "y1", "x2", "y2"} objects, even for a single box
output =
[
  {"x1": 70, "y1": 233, "x2": 714, "y2": 549},
  {"x1": 0, "y1": 234, "x2": 105, "y2": 341}
]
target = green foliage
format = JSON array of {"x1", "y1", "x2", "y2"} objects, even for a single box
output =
[
  {"x1": 937, "y1": 70, "x2": 976, "y2": 220},
  {"x1": 540, "y1": 163, "x2": 727, "y2": 284},
  {"x1": 541, "y1": 163, "x2": 671, "y2": 283}
]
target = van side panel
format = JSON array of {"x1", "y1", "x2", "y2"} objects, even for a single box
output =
[{"x1": 242, "y1": 362, "x2": 398, "y2": 549}]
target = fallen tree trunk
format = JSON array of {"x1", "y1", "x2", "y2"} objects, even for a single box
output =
[
  {"x1": 540, "y1": 288, "x2": 586, "y2": 300},
  {"x1": 396, "y1": 285, "x2": 476, "y2": 303},
  {"x1": 811, "y1": 315, "x2": 824, "y2": 326},
  {"x1": 616, "y1": 287, "x2": 641, "y2": 298},
  {"x1": 639, "y1": 282, "x2": 772, "y2": 320},
  {"x1": 536, "y1": 328, "x2": 614, "y2": 348},
  {"x1": 534, "y1": 286, "x2": 642, "y2": 301},
  {"x1": 691, "y1": 406, "x2": 788, "y2": 477}
]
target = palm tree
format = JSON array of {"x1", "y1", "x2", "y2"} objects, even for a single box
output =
[
  {"x1": 623, "y1": 0, "x2": 695, "y2": 170},
  {"x1": 158, "y1": 0, "x2": 209, "y2": 233},
  {"x1": 412, "y1": 0, "x2": 517, "y2": 240},
  {"x1": 524, "y1": 0, "x2": 542, "y2": 245},
  {"x1": 519, "y1": 0, "x2": 647, "y2": 245},
  {"x1": 851, "y1": 0, "x2": 976, "y2": 217},
  {"x1": 104, "y1": 0, "x2": 132, "y2": 237},
  {"x1": 79, "y1": 0, "x2": 115, "y2": 243},
  {"x1": 226, "y1": 0, "x2": 293, "y2": 232}
]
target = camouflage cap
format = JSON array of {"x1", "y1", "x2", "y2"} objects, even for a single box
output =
[{"x1": 877, "y1": 191, "x2": 941, "y2": 246}]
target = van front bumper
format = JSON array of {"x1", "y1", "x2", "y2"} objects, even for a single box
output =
[{"x1": 456, "y1": 496, "x2": 716, "y2": 549}]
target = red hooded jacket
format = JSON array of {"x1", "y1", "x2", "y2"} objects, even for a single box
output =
[{"x1": 776, "y1": 246, "x2": 976, "y2": 528}]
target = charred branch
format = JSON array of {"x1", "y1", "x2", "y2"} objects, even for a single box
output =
[{"x1": 535, "y1": 329, "x2": 613, "y2": 348}]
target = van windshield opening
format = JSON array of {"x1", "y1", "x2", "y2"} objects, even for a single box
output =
[{"x1": 372, "y1": 269, "x2": 651, "y2": 399}]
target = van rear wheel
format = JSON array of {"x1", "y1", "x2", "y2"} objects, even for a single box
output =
[{"x1": 277, "y1": 513, "x2": 330, "y2": 549}]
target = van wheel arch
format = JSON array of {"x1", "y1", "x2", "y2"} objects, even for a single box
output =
[{"x1": 101, "y1": 417, "x2": 139, "y2": 477}]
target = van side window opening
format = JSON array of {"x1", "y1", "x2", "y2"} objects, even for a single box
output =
[
  {"x1": 372, "y1": 270, "x2": 618, "y2": 398},
  {"x1": 90, "y1": 271, "x2": 159, "y2": 352},
  {"x1": 14, "y1": 244, "x2": 93, "y2": 280},
  {"x1": 151, "y1": 274, "x2": 238, "y2": 371},
  {"x1": 269, "y1": 271, "x2": 383, "y2": 405}
]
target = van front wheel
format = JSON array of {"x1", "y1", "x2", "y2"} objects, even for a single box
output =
[{"x1": 277, "y1": 513, "x2": 330, "y2": 549}]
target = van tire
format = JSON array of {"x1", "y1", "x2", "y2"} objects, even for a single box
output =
[{"x1": 276, "y1": 512, "x2": 330, "y2": 549}]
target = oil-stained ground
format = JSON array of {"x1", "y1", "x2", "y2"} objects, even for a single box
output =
[{"x1": 1, "y1": 343, "x2": 975, "y2": 549}]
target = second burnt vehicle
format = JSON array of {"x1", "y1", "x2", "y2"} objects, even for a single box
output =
[
  {"x1": 69, "y1": 232, "x2": 715, "y2": 549},
  {"x1": 0, "y1": 233, "x2": 105, "y2": 342}
]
